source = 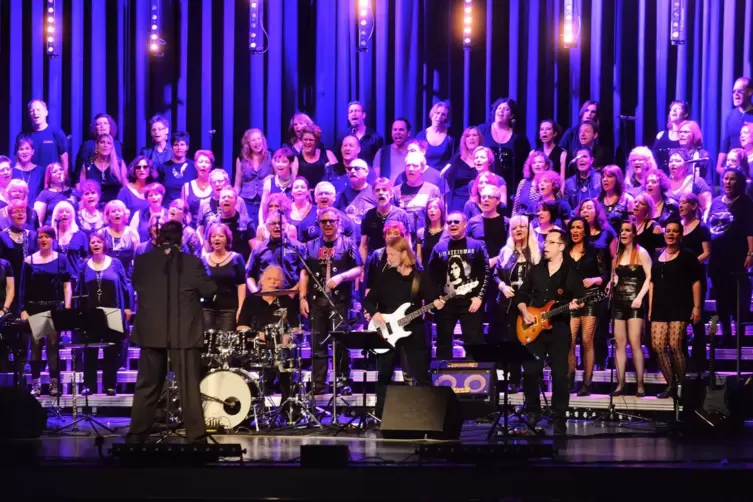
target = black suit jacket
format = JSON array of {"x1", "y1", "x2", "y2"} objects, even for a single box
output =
[{"x1": 132, "y1": 247, "x2": 217, "y2": 349}]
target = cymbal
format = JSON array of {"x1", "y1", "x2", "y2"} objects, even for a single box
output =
[{"x1": 252, "y1": 288, "x2": 298, "y2": 297}]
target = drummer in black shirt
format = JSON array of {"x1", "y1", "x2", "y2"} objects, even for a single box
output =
[
  {"x1": 516, "y1": 228, "x2": 585, "y2": 434},
  {"x1": 237, "y1": 265, "x2": 297, "y2": 405},
  {"x1": 363, "y1": 237, "x2": 445, "y2": 419}
]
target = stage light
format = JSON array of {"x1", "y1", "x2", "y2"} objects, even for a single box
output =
[
  {"x1": 248, "y1": 0, "x2": 266, "y2": 54},
  {"x1": 670, "y1": 0, "x2": 686, "y2": 45},
  {"x1": 462, "y1": 0, "x2": 472, "y2": 48},
  {"x1": 357, "y1": 0, "x2": 374, "y2": 52},
  {"x1": 149, "y1": 0, "x2": 164, "y2": 56},
  {"x1": 45, "y1": 0, "x2": 57, "y2": 57},
  {"x1": 562, "y1": 0, "x2": 579, "y2": 49}
]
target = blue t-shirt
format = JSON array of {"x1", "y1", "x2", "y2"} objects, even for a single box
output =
[{"x1": 18, "y1": 127, "x2": 68, "y2": 173}]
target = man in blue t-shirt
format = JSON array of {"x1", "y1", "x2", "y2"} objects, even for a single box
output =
[
  {"x1": 716, "y1": 77, "x2": 753, "y2": 176},
  {"x1": 16, "y1": 99, "x2": 68, "y2": 175}
]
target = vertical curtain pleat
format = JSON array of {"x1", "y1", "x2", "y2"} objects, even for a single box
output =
[
  {"x1": 1, "y1": 0, "x2": 751, "y2": 174},
  {"x1": 8, "y1": 0, "x2": 23, "y2": 149}
]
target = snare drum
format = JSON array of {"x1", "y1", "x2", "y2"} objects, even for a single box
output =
[
  {"x1": 202, "y1": 330, "x2": 244, "y2": 367},
  {"x1": 200, "y1": 368, "x2": 263, "y2": 429}
]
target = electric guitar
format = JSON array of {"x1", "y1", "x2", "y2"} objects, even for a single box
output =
[
  {"x1": 369, "y1": 281, "x2": 478, "y2": 354},
  {"x1": 516, "y1": 289, "x2": 607, "y2": 345}
]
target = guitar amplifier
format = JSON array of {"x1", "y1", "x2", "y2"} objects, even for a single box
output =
[{"x1": 430, "y1": 361, "x2": 498, "y2": 418}]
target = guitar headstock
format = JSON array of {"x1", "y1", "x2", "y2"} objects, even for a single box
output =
[
  {"x1": 584, "y1": 289, "x2": 608, "y2": 304},
  {"x1": 450, "y1": 280, "x2": 479, "y2": 299}
]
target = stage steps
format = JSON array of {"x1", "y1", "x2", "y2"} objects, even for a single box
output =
[{"x1": 26, "y1": 390, "x2": 679, "y2": 413}]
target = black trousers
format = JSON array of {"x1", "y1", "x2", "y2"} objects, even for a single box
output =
[
  {"x1": 375, "y1": 328, "x2": 432, "y2": 418},
  {"x1": 83, "y1": 344, "x2": 120, "y2": 391},
  {"x1": 711, "y1": 272, "x2": 751, "y2": 342},
  {"x1": 128, "y1": 346, "x2": 206, "y2": 442},
  {"x1": 203, "y1": 308, "x2": 237, "y2": 332},
  {"x1": 310, "y1": 304, "x2": 351, "y2": 390},
  {"x1": 522, "y1": 323, "x2": 570, "y2": 419},
  {"x1": 498, "y1": 302, "x2": 522, "y2": 384},
  {"x1": 435, "y1": 300, "x2": 484, "y2": 360}
]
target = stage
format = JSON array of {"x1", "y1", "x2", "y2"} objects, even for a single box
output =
[{"x1": 3, "y1": 413, "x2": 753, "y2": 502}]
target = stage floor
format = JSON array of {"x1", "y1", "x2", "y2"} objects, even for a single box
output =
[{"x1": 5, "y1": 414, "x2": 753, "y2": 502}]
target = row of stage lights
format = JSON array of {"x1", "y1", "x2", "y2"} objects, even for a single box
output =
[{"x1": 41, "y1": 0, "x2": 689, "y2": 58}]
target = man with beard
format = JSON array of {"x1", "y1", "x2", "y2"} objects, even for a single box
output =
[
  {"x1": 299, "y1": 207, "x2": 363, "y2": 395},
  {"x1": 334, "y1": 158, "x2": 377, "y2": 238},
  {"x1": 428, "y1": 211, "x2": 489, "y2": 360},
  {"x1": 199, "y1": 187, "x2": 251, "y2": 260},
  {"x1": 359, "y1": 177, "x2": 411, "y2": 264},
  {"x1": 127, "y1": 221, "x2": 217, "y2": 444},
  {"x1": 373, "y1": 118, "x2": 411, "y2": 184},
  {"x1": 337, "y1": 101, "x2": 384, "y2": 167},
  {"x1": 516, "y1": 228, "x2": 585, "y2": 435},
  {"x1": 297, "y1": 181, "x2": 355, "y2": 242}
]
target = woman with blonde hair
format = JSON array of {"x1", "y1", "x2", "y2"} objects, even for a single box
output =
[
  {"x1": 442, "y1": 126, "x2": 482, "y2": 212},
  {"x1": 235, "y1": 128, "x2": 274, "y2": 228},
  {"x1": 625, "y1": 147, "x2": 658, "y2": 198},
  {"x1": 51, "y1": 201, "x2": 88, "y2": 277},
  {"x1": 415, "y1": 100, "x2": 455, "y2": 168},
  {"x1": 494, "y1": 214, "x2": 540, "y2": 393},
  {"x1": 34, "y1": 162, "x2": 76, "y2": 226},
  {"x1": 80, "y1": 133, "x2": 127, "y2": 204}
]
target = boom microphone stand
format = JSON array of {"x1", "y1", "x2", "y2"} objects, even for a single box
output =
[{"x1": 294, "y1": 246, "x2": 346, "y2": 426}]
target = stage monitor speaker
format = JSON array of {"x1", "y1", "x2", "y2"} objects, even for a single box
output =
[
  {"x1": 0, "y1": 387, "x2": 47, "y2": 439},
  {"x1": 430, "y1": 361, "x2": 498, "y2": 419},
  {"x1": 379, "y1": 385, "x2": 462, "y2": 440}
]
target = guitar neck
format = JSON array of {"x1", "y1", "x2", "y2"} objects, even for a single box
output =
[
  {"x1": 398, "y1": 303, "x2": 435, "y2": 327},
  {"x1": 397, "y1": 292, "x2": 455, "y2": 327},
  {"x1": 541, "y1": 293, "x2": 597, "y2": 320}
]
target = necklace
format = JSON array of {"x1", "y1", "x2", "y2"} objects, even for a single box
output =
[
  {"x1": 274, "y1": 176, "x2": 293, "y2": 191},
  {"x1": 209, "y1": 251, "x2": 231, "y2": 266},
  {"x1": 95, "y1": 270, "x2": 104, "y2": 304}
]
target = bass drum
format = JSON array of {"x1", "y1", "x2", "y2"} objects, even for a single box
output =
[{"x1": 200, "y1": 368, "x2": 262, "y2": 429}]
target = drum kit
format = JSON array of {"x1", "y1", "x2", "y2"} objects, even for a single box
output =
[{"x1": 199, "y1": 289, "x2": 319, "y2": 431}]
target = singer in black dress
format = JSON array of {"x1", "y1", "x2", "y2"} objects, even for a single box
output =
[
  {"x1": 611, "y1": 220, "x2": 652, "y2": 397},
  {"x1": 80, "y1": 231, "x2": 132, "y2": 395},
  {"x1": 20, "y1": 226, "x2": 73, "y2": 397},
  {"x1": 202, "y1": 223, "x2": 247, "y2": 332},
  {"x1": 649, "y1": 220, "x2": 703, "y2": 398},
  {"x1": 567, "y1": 218, "x2": 608, "y2": 396}
]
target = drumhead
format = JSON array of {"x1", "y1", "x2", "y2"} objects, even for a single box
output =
[{"x1": 200, "y1": 369, "x2": 257, "y2": 429}]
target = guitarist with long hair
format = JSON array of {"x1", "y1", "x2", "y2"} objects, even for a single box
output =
[
  {"x1": 516, "y1": 228, "x2": 585, "y2": 435},
  {"x1": 363, "y1": 237, "x2": 446, "y2": 419}
]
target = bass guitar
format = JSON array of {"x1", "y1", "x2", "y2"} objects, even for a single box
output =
[
  {"x1": 369, "y1": 281, "x2": 478, "y2": 354},
  {"x1": 516, "y1": 289, "x2": 607, "y2": 345}
]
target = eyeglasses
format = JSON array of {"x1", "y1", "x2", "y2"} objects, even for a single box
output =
[
  {"x1": 319, "y1": 219, "x2": 338, "y2": 225},
  {"x1": 346, "y1": 166, "x2": 366, "y2": 172},
  {"x1": 732, "y1": 89, "x2": 745, "y2": 95},
  {"x1": 135, "y1": 164, "x2": 149, "y2": 170},
  {"x1": 447, "y1": 220, "x2": 462, "y2": 225}
]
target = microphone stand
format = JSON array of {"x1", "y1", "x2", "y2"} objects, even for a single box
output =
[{"x1": 294, "y1": 240, "x2": 346, "y2": 426}]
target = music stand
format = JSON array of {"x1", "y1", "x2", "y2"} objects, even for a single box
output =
[
  {"x1": 49, "y1": 308, "x2": 116, "y2": 437},
  {"x1": 465, "y1": 343, "x2": 538, "y2": 440},
  {"x1": 330, "y1": 330, "x2": 392, "y2": 435}
]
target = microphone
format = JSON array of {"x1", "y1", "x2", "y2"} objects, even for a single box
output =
[
  {"x1": 568, "y1": 154, "x2": 586, "y2": 166},
  {"x1": 619, "y1": 115, "x2": 637, "y2": 121},
  {"x1": 682, "y1": 157, "x2": 710, "y2": 164}
]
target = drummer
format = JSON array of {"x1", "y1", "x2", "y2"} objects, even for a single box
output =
[{"x1": 237, "y1": 265, "x2": 298, "y2": 403}]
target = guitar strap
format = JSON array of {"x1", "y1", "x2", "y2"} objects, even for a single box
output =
[{"x1": 410, "y1": 271, "x2": 420, "y2": 302}]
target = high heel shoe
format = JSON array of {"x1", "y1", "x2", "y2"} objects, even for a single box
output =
[
  {"x1": 610, "y1": 386, "x2": 624, "y2": 397},
  {"x1": 30, "y1": 378, "x2": 41, "y2": 397},
  {"x1": 577, "y1": 381, "x2": 592, "y2": 397},
  {"x1": 656, "y1": 386, "x2": 673, "y2": 399},
  {"x1": 49, "y1": 377, "x2": 59, "y2": 397},
  {"x1": 635, "y1": 385, "x2": 646, "y2": 398}
]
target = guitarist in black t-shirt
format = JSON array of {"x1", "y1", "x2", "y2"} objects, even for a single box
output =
[{"x1": 363, "y1": 237, "x2": 445, "y2": 419}]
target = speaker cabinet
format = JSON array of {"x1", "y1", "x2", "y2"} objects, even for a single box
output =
[
  {"x1": 379, "y1": 385, "x2": 462, "y2": 440},
  {"x1": 0, "y1": 387, "x2": 47, "y2": 439}
]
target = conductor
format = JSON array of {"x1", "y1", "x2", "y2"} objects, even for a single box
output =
[{"x1": 126, "y1": 221, "x2": 217, "y2": 444}]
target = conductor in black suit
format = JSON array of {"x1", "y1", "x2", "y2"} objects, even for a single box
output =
[{"x1": 126, "y1": 221, "x2": 217, "y2": 443}]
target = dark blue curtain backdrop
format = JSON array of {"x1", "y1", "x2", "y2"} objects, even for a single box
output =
[{"x1": 1, "y1": 0, "x2": 752, "y2": 174}]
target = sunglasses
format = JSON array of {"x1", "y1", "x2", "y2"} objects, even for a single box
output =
[
  {"x1": 447, "y1": 220, "x2": 462, "y2": 225},
  {"x1": 135, "y1": 164, "x2": 149, "y2": 170},
  {"x1": 346, "y1": 166, "x2": 365, "y2": 172},
  {"x1": 319, "y1": 219, "x2": 338, "y2": 225}
]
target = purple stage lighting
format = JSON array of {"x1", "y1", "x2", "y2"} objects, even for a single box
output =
[
  {"x1": 357, "y1": 0, "x2": 374, "y2": 52},
  {"x1": 46, "y1": 0, "x2": 58, "y2": 57}
]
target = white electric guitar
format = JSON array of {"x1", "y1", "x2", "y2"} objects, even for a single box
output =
[{"x1": 368, "y1": 280, "x2": 479, "y2": 354}]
